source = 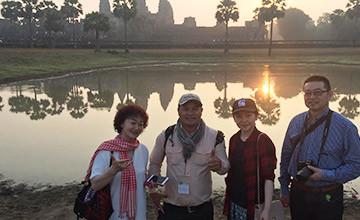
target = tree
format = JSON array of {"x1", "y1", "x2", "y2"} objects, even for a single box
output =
[
  {"x1": 316, "y1": 13, "x2": 336, "y2": 40},
  {"x1": 61, "y1": 0, "x2": 83, "y2": 48},
  {"x1": 1, "y1": 1, "x2": 22, "y2": 37},
  {"x1": 41, "y1": 1, "x2": 65, "y2": 48},
  {"x1": 346, "y1": 0, "x2": 360, "y2": 45},
  {"x1": 19, "y1": 0, "x2": 44, "y2": 48},
  {"x1": 215, "y1": 0, "x2": 239, "y2": 53},
  {"x1": 83, "y1": 12, "x2": 110, "y2": 52},
  {"x1": 113, "y1": 0, "x2": 137, "y2": 53},
  {"x1": 277, "y1": 8, "x2": 313, "y2": 40},
  {"x1": 330, "y1": 9, "x2": 348, "y2": 40},
  {"x1": 254, "y1": 0, "x2": 286, "y2": 56}
]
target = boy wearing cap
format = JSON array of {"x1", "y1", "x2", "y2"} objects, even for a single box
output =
[
  {"x1": 223, "y1": 98, "x2": 277, "y2": 220},
  {"x1": 148, "y1": 93, "x2": 230, "y2": 220}
]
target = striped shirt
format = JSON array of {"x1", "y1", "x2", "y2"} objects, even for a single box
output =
[{"x1": 279, "y1": 108, "x2": 360, "y2": 195}]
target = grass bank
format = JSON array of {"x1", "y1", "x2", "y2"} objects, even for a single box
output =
[{"x1": 1, "y1": 47, "x2": 360, "y2": 84}]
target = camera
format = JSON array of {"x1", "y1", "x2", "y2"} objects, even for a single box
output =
[{"x1": 296, "y1": 159, "x2": 314, "y2": 183}]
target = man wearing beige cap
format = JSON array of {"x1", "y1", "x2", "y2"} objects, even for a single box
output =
[{"x1": 148, "y1": 93, "x2": 230, "y2": 220}]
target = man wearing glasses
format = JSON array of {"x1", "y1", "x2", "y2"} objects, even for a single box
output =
[{"x1": 279, "y1": 75, "x2": 360, "y2": 220}]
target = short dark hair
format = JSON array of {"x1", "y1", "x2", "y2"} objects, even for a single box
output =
[
  {"x1": 303, "y1": 75, "x2": 331, "y2": 91},
  {"x1": 113, "y1": 104, "x2": 149, "y2": 133}
]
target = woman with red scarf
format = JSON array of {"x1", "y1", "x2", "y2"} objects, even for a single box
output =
[
  {"x1": 85, "y1": 104, "x2": 149, "y2": 220},
  {"x1": 223, "y1": 99, "x2": 277, "y2": 220}
]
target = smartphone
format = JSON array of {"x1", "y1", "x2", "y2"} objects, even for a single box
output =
[{"x1": 146, "y1": 174, "x2": 169, "y2": 186}]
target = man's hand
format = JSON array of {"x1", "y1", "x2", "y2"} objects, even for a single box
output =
[
  {"x1": 308, "y1": 165, "x2": 322, "y2": 181},
  {"x1": 149, "y1": 192, "x2": 167, "y2": 216},
  {"x1": 208, "y1": 149, "x2": 221, "y2": 172},
  {"x1": 279, "y1": 194, "x2": 290, "y2": 207}
]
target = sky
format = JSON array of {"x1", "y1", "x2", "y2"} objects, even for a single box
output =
[{"x1": 1, "y1": 0, "x2": 351, "y2": 26}]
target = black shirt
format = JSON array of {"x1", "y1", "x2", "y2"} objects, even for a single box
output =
[{"x1": 229, "y1": 139, "x2": 247, "y2": 208}]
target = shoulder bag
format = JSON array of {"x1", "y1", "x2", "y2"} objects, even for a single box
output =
[
  {"x1": 73, "y1": 152, "x2": 114, "y2": 220},
  {"x1": 254, "y1": 134, "x2": 285, "y2": 220}
]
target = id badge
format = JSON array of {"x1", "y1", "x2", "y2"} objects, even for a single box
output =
[{"x1": 178, "y1": 175, "x2": 190, "y2": 195}]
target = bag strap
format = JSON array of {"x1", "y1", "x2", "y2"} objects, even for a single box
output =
[
  {"x1": 82, "y1": 151, "x2": 114, "y2": 186},
  {"x1": 109, "y1": 151, "x2": 113, "y2": 166},
  {"x1": 291, "y1": 110, "x2": 333, "y2": 154},
  {"x1": 256, "y1": 133, "x2": 263, "y2": 204},
  {"x1": 215, "y1": 130, "x2": 225, "y2": 147},
  {"x1": 163, "y1": 124, "x2": 176, "y2": 151},
  {"x1": 293, "y1": 110, "x2": 333, "y2": 164}
]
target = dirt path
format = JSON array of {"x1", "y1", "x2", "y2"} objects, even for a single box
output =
[{"x1": 1, "y1": 178, "x2": 359, "y2": 220}]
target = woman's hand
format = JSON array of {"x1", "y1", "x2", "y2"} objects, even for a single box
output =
[{"x1": 109, "y1": 154, "x2": 132, "y2": 174}]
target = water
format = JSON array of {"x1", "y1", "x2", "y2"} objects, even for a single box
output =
[{"x1": 0, "y1": 63, "x2": 359, "y2": 195}]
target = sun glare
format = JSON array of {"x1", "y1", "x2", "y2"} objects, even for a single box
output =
[{"x1": 262, "y1": 68, "x2": 271, "y2": 97}]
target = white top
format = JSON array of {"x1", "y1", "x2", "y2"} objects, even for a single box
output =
[{"x1": 90, "y1": 144, "x2": 149, "y2": 220}]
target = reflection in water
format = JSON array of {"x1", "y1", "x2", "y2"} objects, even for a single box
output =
[
  {"x1": 253, "y1": 90, "x2": 281, "y2": 125},
  {"x1": 0, "y1": 96, "x2": 3, "y2": 111},
  {"x1": 8, "y1": 85, "x2": 52, "y2": 120},
  {"x1": 67, "y1": 85, "x2": 88, "y2": 119},
  {"x1": 253, "y1": 69, "x2": 281, "y2": 125},
  {"x1": 45, "y1": 83, "x2": 67, "y2": 116},
  {"x1": 214, "y1": 73, "x2": 236, "y2": 119},
  {"x1": 1, "y1": 64, "x2": 360, "y2": 123},
  {"x1": 87, "y1": 76, "x2": 114, "y2": 111},
  {"x1": 339, "y1": 95, "x2": 360, "y2": 119},
  {"x1": 0, "y1": 63, "x2": 360, "y2": 192},
  {"x1": 115, "y1": 72, "x2": 135, "y2": 110}
]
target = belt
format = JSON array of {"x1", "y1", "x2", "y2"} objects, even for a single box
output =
[
  {"x1": 164, "y1": 200, "x2": 211, "y2": 213},
  {"x1": 292, "y1": 180, "x2": 341, "y2": 194}
]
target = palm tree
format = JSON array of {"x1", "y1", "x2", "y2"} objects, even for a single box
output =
[
  {"x1": 61, "y1": 0, "x2": 83, "y2": 48},
  {"x1": 19, "y1": 0, "x2": 44, "y2": 48},
  {"x1": 346, "y1": 0, "x2": 360, "y2": 46},
  {"x1": 1, "y1": 1, "x2": 22, "y2": 38},
  {"x1": 41, "y1": 2, "x2": 65, "y2": 48},
  {"x1": 83, "y1": 12, "x2": 111, "y2": 52},
  {"x1": 254, "y1": 0, "x2": 286, "y2": 56},
  {"x1": 215, "y1": 0, "x2": 239, "y2": 53},
  {"x1": 113, "y1": 0, "x2": 136, "y2": 53}
]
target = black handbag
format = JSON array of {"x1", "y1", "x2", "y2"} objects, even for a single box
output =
[{"x1": 74, "y1": 152, "x2": 114, "y2": 220}]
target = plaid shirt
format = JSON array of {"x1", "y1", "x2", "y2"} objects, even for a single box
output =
[{"x1": 223, "y1": 128, "x2": 277, "y2": 219}]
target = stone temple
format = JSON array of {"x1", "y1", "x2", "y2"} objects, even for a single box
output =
[{"x1": 99, "y1": 0, "x2": 266, "y2": 43}]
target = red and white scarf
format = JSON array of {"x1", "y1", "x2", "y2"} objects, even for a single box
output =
[{"x1": 85, "y1": 134, "x2": 139, "y2": 219}]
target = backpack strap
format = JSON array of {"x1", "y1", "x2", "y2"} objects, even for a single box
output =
[
  {"x1": 163, "y1": 124, "x2": 176, "y2": 151},
  {"x1": 110, "y1": 151, "x2": 113, "y2": 166},
  {"x1": 214, "y1": 130, "x2": 224, "y2": 148}
]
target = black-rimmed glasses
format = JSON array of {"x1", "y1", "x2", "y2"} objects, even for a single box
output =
[{"x1": 302, "y1": 90, "x2": 328, "y2": 98}]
